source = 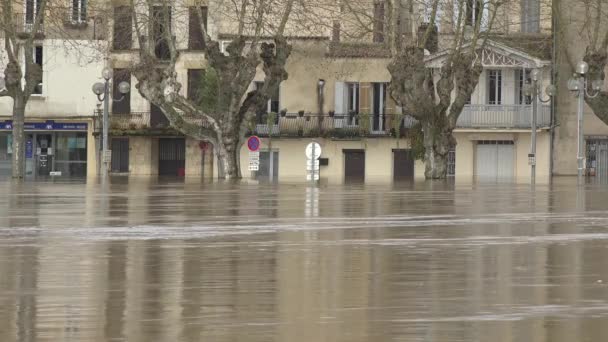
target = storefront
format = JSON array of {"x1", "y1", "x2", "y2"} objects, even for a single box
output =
[{"x1": 0, "y1": 120, "x2": 89, "y2": 177}]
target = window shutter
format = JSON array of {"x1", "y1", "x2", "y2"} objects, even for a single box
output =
[
  {"x1": 385, "y1": 86, "x2": 396, "y2": 132},
  {"x1": 187, "y1": 69, "x2": 205, "y2": 102},
  {"x1": 334, "y1": 81, "x2": 346, "y2": 115},
  {"x1": 113, "y1": 6, "x2": 132, "y2": 50},
  {"x1": 188, "y1": 7, "x2": 207, "y2": 50},
  {"x1": 359, "y1": 83, "x2": 372, "y2": 114}
]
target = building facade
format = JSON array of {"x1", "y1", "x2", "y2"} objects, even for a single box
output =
[
  {"x1": 0, "y1": 5, "x2": 106, "y2": 178},
  {"x1": 0, "y1": 0, "x2": 563, "y2": 183}
]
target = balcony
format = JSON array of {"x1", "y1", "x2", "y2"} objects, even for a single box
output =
[
  {"x1": 250, "y1": 113, "x2": 416, "y2": 139},
  {"x1": 95, "y1": 110, "x2": 208, "y2": 135},
  {"x1": 457, "y1": 104, "x2": 551, "y2": 129},
  {"x1": 96, "y1": 105, "x2": 551, "y2": 138},
  {"x1": 13, "y1": 14, "x2": 45, "y2": 38}
]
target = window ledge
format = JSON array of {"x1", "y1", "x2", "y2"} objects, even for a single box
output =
[{"x1": 30, "y1": 94, "x2": 46, "y2": 100}]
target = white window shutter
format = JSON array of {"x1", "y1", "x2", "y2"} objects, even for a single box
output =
[{"x1": 334, "y1": 81, "x2": 345, "y2": 115}]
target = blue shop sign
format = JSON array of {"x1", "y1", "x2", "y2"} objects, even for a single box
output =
[{"x1": 0, "y1": 120, "x2": 88, "y2": 131}]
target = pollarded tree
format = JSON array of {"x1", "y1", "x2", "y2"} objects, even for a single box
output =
[
  {"x1": 556, "y1": 0, "x2": 608, "y2": 124},
  {"x1": 117, "y1": 0, "x2": 296, "y2": 179},
  {"x1": 335, "y1": 0, "x2": 505, "y2": 179}
]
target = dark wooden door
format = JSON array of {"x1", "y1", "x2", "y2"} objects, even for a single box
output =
[
  {"x1": 111, "y1": 138, "x2": 129, "y2": 173},
  {"x1": 344, "y1": 150, "x2": 365, "y2": 183},
  {"x1": 158, "y1": 138, "x2": 185, "y2": 176},
  {"x1": 393, "y1": 149, "x2": 414, "y2": 181}
]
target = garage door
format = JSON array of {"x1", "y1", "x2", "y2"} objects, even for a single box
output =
[{"x1": 476, "y1": 140, "x2": 515, "y2": 179}]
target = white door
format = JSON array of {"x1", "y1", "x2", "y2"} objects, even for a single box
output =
[{"x1": 476, "y1": 141, "x2": 515, "y2": 179}]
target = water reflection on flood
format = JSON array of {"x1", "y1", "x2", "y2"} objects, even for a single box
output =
[{"x1": 1, "y1": 177, "x2": 608, "y2": 341}]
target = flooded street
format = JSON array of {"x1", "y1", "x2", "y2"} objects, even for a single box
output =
[{"x1": 1, "y1": 178, "x2": 608, "y2": 341}]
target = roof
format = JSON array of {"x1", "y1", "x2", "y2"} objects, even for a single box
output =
[{"x1": 487, "y1": 34, "x2": 552, "y2": 61}]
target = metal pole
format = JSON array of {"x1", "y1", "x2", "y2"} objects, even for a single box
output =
[
  {"x1": 101, "y1": 80, "x2": 110, "y2": 179},
  {"x1": 577, "y1": 77, "x2": 585, "y2": 182},
  {"x1": 311, "y1": 142, "x2": 316, "y2": 183},
  {"x1": 531, "y1": 81, "x2": 538, "y2": 184}
]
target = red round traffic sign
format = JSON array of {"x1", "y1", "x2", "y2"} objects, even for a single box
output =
[{"x1": 247, "y1": 136, "x2": 261, "y2": 152}]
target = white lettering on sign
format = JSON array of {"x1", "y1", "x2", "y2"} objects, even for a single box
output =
[{"x1": 249, "y1": 151, "x2": 260, "y2": 171}]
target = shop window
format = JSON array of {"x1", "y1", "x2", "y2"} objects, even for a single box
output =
[{"x1": 55, "y1": 132, "x2": 87, "y2": 177}]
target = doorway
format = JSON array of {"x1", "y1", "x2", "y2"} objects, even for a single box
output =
[
  {"x1": 111, "y1": 138, "x2": 129, "y2": 173},
  {"x1": 344, "y1": 149, "x2": 365, "y2": 183},
  {"x1": 158, "y1": 138, "x2": 185, "y2": 176},
  {"x1": 393, "y1": 149, "x2": 414, "y2": 181}
]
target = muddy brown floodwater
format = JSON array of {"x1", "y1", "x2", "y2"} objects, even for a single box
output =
[{"x1": 1, "y1": 177, "x2": 608, "y2": 341}]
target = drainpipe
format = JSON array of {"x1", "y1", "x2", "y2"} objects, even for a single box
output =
[{"x1": 549, "y1": 1, "x2": 557, "y2": 180}]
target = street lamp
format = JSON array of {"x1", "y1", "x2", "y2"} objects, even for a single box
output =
[
  {"x1": 523, "y1": 68, "x2": 555, "y2": 184},
  {"x1": 92, "y1": 66, "x2": 130, "y2": 178},
  {"x1": 566, "y1": 61, "x2": 603, "y2": 182}
]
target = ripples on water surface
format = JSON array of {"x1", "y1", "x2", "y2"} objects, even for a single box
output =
[{"x1": 1, "y1": 177, "x2": 608, "y2": 341}]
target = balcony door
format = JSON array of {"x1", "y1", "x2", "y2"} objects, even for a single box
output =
[{"x1": 486, "y1": 70, "x2": 503, "y2": 105}]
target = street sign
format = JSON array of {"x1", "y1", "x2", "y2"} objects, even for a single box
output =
[
  {"x1": 249, "y1": 151, "x2": 260, "y2": 171},
  {"x1": 103, "y1": 150, "x2": 112, "y2": 163},
  {"x1": 247, "y1": 136, "x2": 261, "y2": 152},
  {"x1": 306, "y1": 173, "x2": 320, "y2": 181},
  {"x1": 305, "y1": 142, "x2": 322, "y2": 160}
]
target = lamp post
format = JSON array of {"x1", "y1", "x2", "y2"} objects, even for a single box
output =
[
  {"x1": 92, "y1": 67, "x2": 130, "y2": 178},
  {"x1": 523, "y1": 69, "x2": 555, "y2": 184},
  {"x1": 566, "y1": 61, "x2": 603, "y2": 182}
]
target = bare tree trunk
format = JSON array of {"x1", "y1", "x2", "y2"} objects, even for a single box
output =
[
  {"x1": 11, "y1": 97, "x2": 25, "y2": 179},
  {"x1": 422, "y1": 120, "x2": 454, "y2": 179},
  {"x1": 217, "y1": 139, "x2": 240, "y2": 179}
]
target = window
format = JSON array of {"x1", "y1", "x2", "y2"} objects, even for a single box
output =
[
  {"x1": 33, "y1": 46, "x2": 43, "y2": 95},
  {"x1": 347, "y1": 83, "x2": 360, "y2": 125},
  {"x1": 71, "y1": 0, "x2": 87, "y2": 23},
  {"x1": 521, "y1": 0, "x2": 540, "y2": 33},
  {"x1": 113, "y1": 6, "x2": 132, "y2": 50},
  {"x1": 347, "y1": 83, "x2": 360, "y2": 114},
  {"x1": 112, "y1": 69, "x2": 131, "y2": 114},
  {"x1": 465, "y1": 0, "x2": 482, "y2": 26},
  {"x1": 25, "y1": 0, "x2": 42, "y2": 25},
  {"x1": 373, "y1": 2, "x2": 385, "y2": 43},
  {"x1": 188, "y1": 7, "x2": 208, "y2": 50},
  {"x1": 187, "y1": 69, "x2": 205, "y2": 103},
  {"x1": 515, "y1": 69, "x2": 532, "y2": 105},
  {"x1": 487, "y1": 70, "x2": 502, "y2": 105},
  {"x1": 152, "y1": 6, "x2": 172, "y2": 60},
  {"x1": 332, "y1": 21, "x2": 341, "y2": 42},
  {"x1": 254, "y1": 82, "x2": 280, "y2": 124}
]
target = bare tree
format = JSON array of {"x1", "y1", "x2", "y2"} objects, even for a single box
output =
[
  {"x1": 557, "y1": 0, "x2": 608, "y2": 124},
  {"x1": 319, "y1": 0, "x2": 506, "y2": 178},
  {"x1": 113, "y1": 0, "x2": 297, "y2": 179},
  {"x1": 0, "y1": 0, "x2": 46, "y2": 178},
  {"x1": 0, "y1": 0, "x2": 104, "y2": 178}
]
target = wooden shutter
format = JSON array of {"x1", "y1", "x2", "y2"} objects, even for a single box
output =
[
  {"x1": 373, "y1": 2, "x2": 385, "y2": 43},
  {"x1": 188, "y1": 7, "x2": 208, "y2": 50},
  {"x1": 113, "y1": 6, "x2": 132, "y2": 50},
  {"x1": 112, "y1": 69, "x2": 131, "y2": 114},
  {"x1": 359, "y1": 83, "x2": 372, "y2": 114}
]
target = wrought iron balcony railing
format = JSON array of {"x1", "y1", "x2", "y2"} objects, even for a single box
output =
[
  {"x1": 250, "y1": 113, "x2": 415, "y2": 138},
  {"x1": 12, "y1": 13, "x2": 45, "y2": 38},
  {"x1": 96, "y1": 104, "x2": 551, "y2": 137}
]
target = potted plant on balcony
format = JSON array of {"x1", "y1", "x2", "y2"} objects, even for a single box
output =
[
  {"x1": 298, "y1": 110, "x2": 305, "y2": 117},
  {"x1": 328, "y1": 110, "x2": 335, "y2": 118},
  {"x1": 280, "y1": 109, "x2": 287, "y2": 117},
  {"x1": 358, "y1": 112, "x2": 370, "y2": 137}
]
